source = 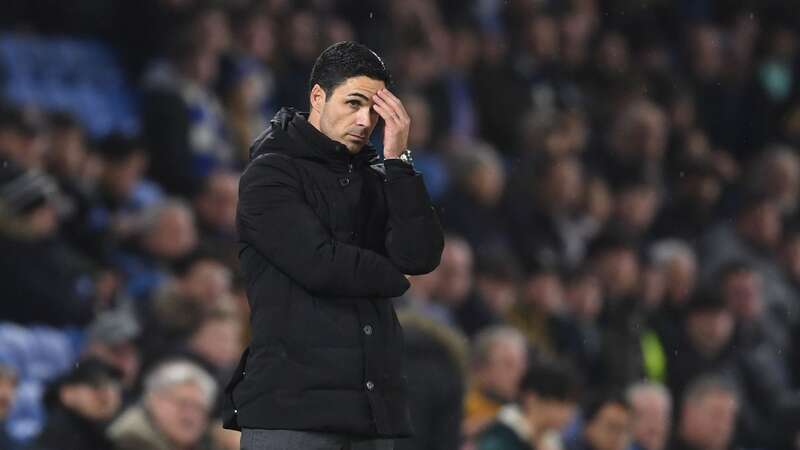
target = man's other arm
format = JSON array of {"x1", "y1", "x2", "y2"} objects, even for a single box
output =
[
  {"x1": 382, "y1": 159, "x2": 445, "y2": 275},
  {"x1": 237, "y1": 156, "x2": 410, "y2": 298}
]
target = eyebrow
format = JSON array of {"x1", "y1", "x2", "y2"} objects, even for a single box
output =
[{"x1": 346, "y1": 93, "x2": 371, "y2": 102}]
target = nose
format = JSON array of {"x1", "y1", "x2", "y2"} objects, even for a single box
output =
[{"x1": 356, "y1": 105, "x2": 374, "y2": 129}]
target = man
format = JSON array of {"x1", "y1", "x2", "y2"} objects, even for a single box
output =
[
  {"x1": 464, "y1": 326, "x2": 529, "y2": 438},
  {"x1": 565, "y1": 392, "x2": 632, "y2": 450},
  {"x1": 109, "y1": 359, "x2": 217, "y2": 450},
  {"x1": 222, "y1": 41, "x2": 444, "y2": 450},
  {"x1": 477, "y1": 360, "x2": 579, "y2": 450},
  {"x1": 33, "y1": 358, "x2": 123, "y2": 450},
  {"x1": 670, "y1": 376, "x2": 739, "y2": 450},
  {"x1": 626, "y1": 382, "x2": 671, "y2": 450}
]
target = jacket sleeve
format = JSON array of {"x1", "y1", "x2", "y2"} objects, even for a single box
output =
[
  {"x1": 237, "y1": 155, "x2": 410, "y2": 298},
  {"x1": 383, "y1": 159, "x2": 445, "y2": 275}
]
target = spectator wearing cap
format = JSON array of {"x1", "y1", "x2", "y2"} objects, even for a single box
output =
[
  {"x1": 108, "y1": 359, "x2": 218, "y2": 450},
  {"x1": 0, "y1": 360, "x2": 19, "y2": 450},
  {"x1": 465, "y1": 326, "x2": 529, "y2": 438},
  {"x1": 0, "y1": 104, "x2": 47, "y2": 170},
  {"x1": 477, "y1": 360, "x2": 579, "y2": 450},
  {"x1": 0, "y1": 159, "x2": 98, "y2": 326},
  {"x1": 32, "y1": 358, "x2": 123, "y2": 450},
  {"x1": 83, "y1": 307, "x2": 142, "y2": 394},
  {"x1": 565, "y1": 392, "x2": 632, "y2": 450},
  {"x1": 670, "y1": 376, "x2": 739, "y2": 450}
]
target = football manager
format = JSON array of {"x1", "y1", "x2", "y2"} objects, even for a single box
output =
[{"x1": 222, "y1": 41, "x2": 445, "y2": 450}]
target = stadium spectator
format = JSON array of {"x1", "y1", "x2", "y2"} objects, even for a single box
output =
[
  {"x1": 464, "y1": 326, "x2": 528, "y2": 438},
  {"x1": 670, "y1": 376, "x2": 740, "y2": 450},
  {"x1": 477, "y1": 360, "x2": 580, "y2": 450},
  {"x1": 565, "y1": 392, "x2": 632, "y2": 450},
  {"x1": 34, "y1": 358, "x2": 123, "y2": 450},
  {"x1": 108, "y1": 359, "x2": 217, "y2": 450},
  {"x1": 626, "y1": 382, "x2": 671, "y2": 450},
  {"x1": 83, "y1": 307, "x2": 142, "y2": 393}
]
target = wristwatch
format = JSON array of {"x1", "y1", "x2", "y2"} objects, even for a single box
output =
[{"x1": 397, "y1": 149, "x2": 413, "y2": 166}]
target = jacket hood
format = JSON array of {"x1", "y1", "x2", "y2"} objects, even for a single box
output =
[{"x1": 250, "y1": 107, "x2": 379, "y2": 171}]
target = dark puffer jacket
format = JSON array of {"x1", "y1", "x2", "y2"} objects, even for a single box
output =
[{"x1": 222, "y1": 108, "x2": 444, "y2": 437}]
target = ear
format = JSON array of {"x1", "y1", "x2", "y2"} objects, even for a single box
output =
[{"x1": 309, "y1": 84, "x2": 327, "y2": 114}]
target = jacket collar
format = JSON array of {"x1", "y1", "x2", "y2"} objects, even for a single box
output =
[{"x1": 253, "y1": 107, "x2": 378, "y2": 173}]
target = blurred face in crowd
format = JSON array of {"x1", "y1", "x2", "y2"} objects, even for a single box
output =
[
  {"x1": 309, "y1": 76, "x2": 384, "y2": 155},
  {"x1": 237, "y1": 13, "x2": 277, "y2": 62},
  {"x1": 763, "y1": 152, "x2": 800, "y2": 212},
  {"x1": 721, "y1": 270, "x2": 764, "y2": 322},
  {"x1": 434, "y1": 238, "x2": 474, "y2": 305},
  {"x1": 142, "y1": 205, "x2": 198, "y2": 261},
  {"x1": 629, "y1": 389, "x2": 671, "y2": 450},
  {"x1": 470, "y1": 162, "x2": 505, "y2": 206},
  {"x1": 738, "y1": 202, "x2": 782, "y2": 249},
  {"x1": 195, "y1": 172, "x2": 238, "y2": 234},
  {"x1": 403, "y1": 94, "x2": 432, "y2": 149},
  {"x1": 690, "y1": 25, "x2": 725, "y2": 80},
  {"x1": 148, "y1": 382, "x2": 211, "y2": 448},
  {"x1": 288, "y1": 11, "x2": 319, "y2": 62},
  {"x1": 781, "y1": 233, "x2": 800, "y2": 283},
  {"x1": 0, "y1": 372, "x2": 17, "y2": 420},
  {"x1": 188, "y1": 316, "x2": 242, "y2": 369},
  {"x1": 522, "y1": 393, "x2": 576, "y2": 433},
  {"x1": 0, "y1": 127, "x2": 47, "y2": 170},
  {"x1": 597, "y1": 32, "x2": 630, "y2": 74},
  {"x1": 527, "y1": 14, "x2": 560, "y2": 61},
  {"x1": 585, "y1": 403, "x2": 632, "y2": 450},
  {"x1": 663, "y1": 252, "x2": 697, "y2": 306},
  {"x1": 60, "y1": 380, "x2": 122, "y2": 421},
  {"x1": 615, "y1": 185, "x2": 660, "y2": 235},
  {"x1": 522, "y1": 272, "x2": 564, "y2": 314},
  {"x1": 85, "y1": 341, "x2": 141, "y2": 389},
  {"x1": 594, "y1": 248, "x2": 640, "y2": 299},
  {"x1": 613, "y1": 102, "x2": 667, "y2": 161},
  {"x1": 193, "y1": 8, "x2": 231, "y2": 55},
  {"x1": 180, "y1": 258, "x2": 233, "y2": 306},
  {"x1": 541, "y1": 157, "x2": 583, "y2": 213},
  {"x1": 476, "y1": 275, "x2": 518, "y2": 316},
  {"x1": 102, "y1": 151, "x2": 148, "y2": 201},
  {"x1": 475, "y1": 338, "x2": 527, "y2": 401},
  {"x1": 565, "y1": 273, "x2": 602, "y2": 321},
  {"x1": 681, "y1": 390, "x2": 738, "y2": 450},
  {"x1": 686, "y1": 308, "x2": 734, "y2": 357},
  {"x1": 49, "y1": 126, "x2": 87, "y2": 179}
]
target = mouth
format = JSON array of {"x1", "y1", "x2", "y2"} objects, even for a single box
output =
[{"x1": 347, "y1": 133, "x2": 366, "y2": 142}]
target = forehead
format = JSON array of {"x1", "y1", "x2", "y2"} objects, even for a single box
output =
[{"x1": 330, "y1": 76, "x2": 385, "y2": 98}]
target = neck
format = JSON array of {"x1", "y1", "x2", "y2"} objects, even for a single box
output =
[{"x1": 308, "y1": 109, "x2": 322, "y2": 132}]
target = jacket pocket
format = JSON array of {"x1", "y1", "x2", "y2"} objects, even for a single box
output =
[{"x1": 222, "y1": 346, "x2": 250, "y2": 430}]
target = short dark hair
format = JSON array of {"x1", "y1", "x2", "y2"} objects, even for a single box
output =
[
  {"x1": 520, "y1": 360, "x2": 581, "y2": 402},
  {"x1": 308, "y1": 41, "x2": 391, "y2": 99},
  {"x1": 582, "y1": 390, "x2": 630, "y2": 422}
]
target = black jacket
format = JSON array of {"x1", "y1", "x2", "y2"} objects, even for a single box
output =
[
  {"x1": 33, "y1": 407, "x2": 114, "y2": 450},
  {"x1": 222, "y1": 108, "x2": 444, "y2": 437}
]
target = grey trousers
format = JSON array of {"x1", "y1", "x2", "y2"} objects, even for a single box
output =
[{"x1": 240, "y1": 429, "x2": 394, "y2": 450}]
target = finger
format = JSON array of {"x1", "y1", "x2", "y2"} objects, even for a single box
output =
[
  {"x1": 373, "y1": 97, "x2": 401, "y2": 122},
  {"x1": 379, "y1": 90, "x2": 410, "y2": 120},
  {"x1": 373, "y1": 102, "x2": 398, "y2": 125}
]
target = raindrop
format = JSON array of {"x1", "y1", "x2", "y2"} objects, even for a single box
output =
[{"x1": 369, "y1": 12, "x2": 373, "y2": 19}]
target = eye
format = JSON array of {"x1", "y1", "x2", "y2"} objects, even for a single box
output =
[{"x1": 347, "y1": 100, "x2": 360, "y2": 109}]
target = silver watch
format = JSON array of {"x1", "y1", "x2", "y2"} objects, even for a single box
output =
[{"x1": 398, "y1": 149, "x2": 413, "y2": 166}]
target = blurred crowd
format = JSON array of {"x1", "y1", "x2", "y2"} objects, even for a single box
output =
[{"x1": 1, "y1": 0, "x2": 800, "y2": 449}]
